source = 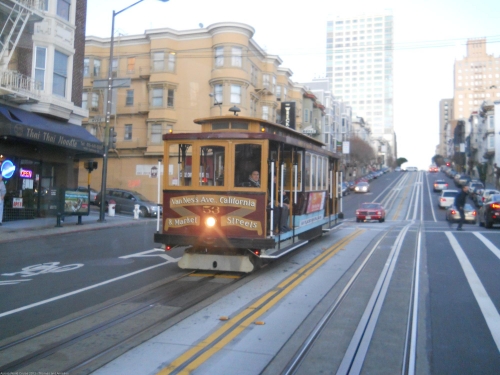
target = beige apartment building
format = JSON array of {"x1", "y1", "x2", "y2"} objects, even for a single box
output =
[
  {"x1": 82, "y1": 22, "x2": 327, "y2": 201},
  {"x1": 453, "y1": 38, "x2": 500, "y2": 121}
]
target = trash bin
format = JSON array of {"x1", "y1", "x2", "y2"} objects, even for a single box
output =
[{"x1": 108, "y1": 201, "x2": 116, "y2": 217}]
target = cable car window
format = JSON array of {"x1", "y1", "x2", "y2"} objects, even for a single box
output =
[
  {"x1": 312, "y1": 154, "x2": 317, "y2": 191},
  {"x1": 304, "y1": 153, "x2": 311, "y2": 191},
  {"x1": 212, "y1": 122, "x2": 229, "y2": 130},
  {"x1": 323, "y1": 157, "x2": 328, "y2": 190},
  {"x1": 231, "y1": 121, "x2": 249, "y2": 130},
  {"x1": 167, "y1": 143, "x2": 192, "y2": 187},
  {"x1": 234, "y1": 144, "x2": 262, "y2": 187},
  {"x1": 199, "y1": 145, "x2": 225, "y2": 186}
]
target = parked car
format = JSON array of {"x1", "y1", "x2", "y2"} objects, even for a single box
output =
[
  {"x1": 478, "y1": 194, "x2": 500, "y2": 228},
  {"x1": 340, "y1": 182, "x2": 350, "y2": 196},
  {"x1": 433, "y1": 179, "x2": 448, "y2": 192},
  {"x1": 446, "y1": 203, "x2": 477, "y2": 224},
  {"x1": 394, "y1": 167, "x2": 401, "y2": 172},
  {"x1": 476, "y1": 189, "x2": 500, "y2": 207},
  {"x1": 455, "y1": 174, "x2": 471, "y2": 187},
  {"x1": 354, "y1": 181, "x2": 370, "y2": 193},
  {"x1": 438, "y1": 189, "x2": 459, "y2": 209},
  {"x1": 467, "y1": 180, "x2": 484, "y2": 196},
  {"x1": 356, "y1": 202, "x2": 386, "y2": 223},
  {"x1": 95, "y1": 188, "x2": 162, "y2": 217},
  {"x1": 76, "y1": 186, "x2": 99, "y2": 205}
]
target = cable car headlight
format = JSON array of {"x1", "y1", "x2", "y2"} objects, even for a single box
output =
[{"x1": 205, "y1": 216, "x2": 217, "y2": 227}]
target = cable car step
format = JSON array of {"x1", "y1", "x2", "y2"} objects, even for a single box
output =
[{"x1": 260, "y1": 239, "x2": 309, "y2": 259}]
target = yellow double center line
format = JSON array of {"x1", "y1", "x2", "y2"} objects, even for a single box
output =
[{"x1": 158, "y1": 229, "x2": 364, "y2": 375}]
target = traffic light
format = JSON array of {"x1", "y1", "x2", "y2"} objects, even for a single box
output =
[
  {"x1": 84, "y1": 160, "x2": 98, "y2": 172},
  {"x1": 109, "y1": 127, "x2": 117, "y2": 149}
]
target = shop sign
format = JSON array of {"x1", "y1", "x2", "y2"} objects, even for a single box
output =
[
  {"x1": 20, "y1": 168, "x2": 33, "y2": 178},
  {"x1": 13, "y1": 198, "x2": 23, "y2": 208},
  {"x1": 1, "y1": 159, "x2": 15, "y2": 178}
]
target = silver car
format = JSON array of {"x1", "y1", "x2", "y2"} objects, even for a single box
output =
[
  {"x1": 354, "y1": 181, "x2": 370, "y2": 193},
  {"x1": 96, "y1": 188, "x2": 162, "y2": 217},
  {"x1": 438, "y1": 189, "x2": 458, "y2": 209},
  {"x1": 446, "y1": 203, "x2": 477, "y2": 224}
]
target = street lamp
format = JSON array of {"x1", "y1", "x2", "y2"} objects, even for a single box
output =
[{"x1": 99, "y1": 0, "x2": 169, "y2": 222}]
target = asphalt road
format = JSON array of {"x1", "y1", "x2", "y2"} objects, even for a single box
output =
[{"x1": 1, "y1": 170, "x2": 500, "y2": 374}]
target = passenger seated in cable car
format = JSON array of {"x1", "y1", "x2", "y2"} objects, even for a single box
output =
[{"x1": 240, "y1": 170, "x2": 260, "y2": 187}]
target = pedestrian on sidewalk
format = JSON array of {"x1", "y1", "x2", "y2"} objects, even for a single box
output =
[
  {"x1": 0, "y1": 174, "x2": 6, "y2": 225},
  {"x1": 454, "y1": 185, "x2": 469, "y2": 231}
]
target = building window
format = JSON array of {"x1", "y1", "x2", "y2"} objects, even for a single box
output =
[
  {"x1": 152, "y1": 87, "x2": 163, "y2": 107},
  {"x1": 91, "y1": 92, "x2": 98, "y2": 110},
  {"x1": 111, "y1": 58, "x2": 118, "y2": 76},
  {"x1": 125, "y1": 124, "x2": 132, "y2": 140},
  {"x1": 82, "y1": 92, "x2": 88, "y2": 109},
  {"x1": 57, "y1": 0, "x2": 70, "y2": 20},
  {"x1": 153, "y1": 51, "x2": 164, "y2": 72},
  {"x1": 84, "y1": 58, "x2": 90, "y2": 77},
  {"x1": 214, "y1": 84, "x2": 223, "y2": 104},
  {"x1": 276, "y1": 86, "x2": 282, "y2": 100},
  {"x1": 126, "y1": 90, "x2": 134, "y2": 106},
  {"x1": 53, "y1": 50, "x2": 68, "y2": 97},
  {"x1": 35, "y1": 46, "x2": 46, "y2": 90},
  {"x1": 232, "y1": 47, "x2": 242, "y2": 67},
  {"x1": 167, "y1": 89, "x2": 174, "y2": 107},
  {"x1": 151, "y1": 124, "x2": 162, "y2": 144},
  {"x1": 127, "y1": 57, "x2": 135, "y2": 73},
  {"x1": 262, "y1": 105, "x2": 269, "y2": 120},
  {"x1": 168, "y1": 52, "x2": 176, "y2": 72},
  {"x1": 272, "y1": 76, "x2": 276, "y2": 94},
  {"x1": 488, "y1": 116, "x2": 495, "y2": 129},
  {"x1": 215, "y1": 46, "x2": 224, "y2": 67},
  {"x1": 93, "y1": 59, "x2": 101, "y2": 77},
  {"x1": 230, "y1": 84, "x2": 241, "y2": 104},
  {"x1": 251, "y1": 64, "x2": 257, "y2": 86},
  {"x1": 263, "y1": 74, "x2": 270, "y2": 89}
]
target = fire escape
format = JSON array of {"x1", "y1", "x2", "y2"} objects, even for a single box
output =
[{"x1": 0, "y1": 0, "x2": 44, "y2": 103}]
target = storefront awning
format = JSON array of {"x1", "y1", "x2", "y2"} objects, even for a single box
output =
[{"x1": 0, "y1": 104, "x2": 103, "y2": 156}]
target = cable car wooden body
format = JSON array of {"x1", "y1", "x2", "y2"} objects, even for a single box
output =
[{"x1": 154, "y1": 115, "x2": 343, "y2": 272}]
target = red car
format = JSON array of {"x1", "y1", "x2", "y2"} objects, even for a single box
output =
[{"x1": 356, "y1": 202, "x2": 386, "y2": 223}]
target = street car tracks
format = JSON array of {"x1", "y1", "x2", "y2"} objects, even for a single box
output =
[
  {"x1": 280, "y1": 222, "x2": 423, "y2": 375},
  {"x1": 158, "y1": 229, "x2": 365, "y2": 375},
  {"x1": 0, "y1": 270, "x2": 245, "y2": 374}
]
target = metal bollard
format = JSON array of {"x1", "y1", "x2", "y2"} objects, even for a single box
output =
[{"x1": 133, "y1": 204, "x2": 140, "y2": 220}]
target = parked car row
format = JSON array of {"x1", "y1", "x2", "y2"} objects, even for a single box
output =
[
  {"x1": 95, "y1": 188, "x2": 162, "y2": 218},
  {"x1": 437, "y1": 166, "x2": 500, "y2": 228}
]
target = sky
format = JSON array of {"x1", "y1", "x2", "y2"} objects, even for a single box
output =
[{"x1": 85, "y1": 0, "x2": 500, "y2": 170}]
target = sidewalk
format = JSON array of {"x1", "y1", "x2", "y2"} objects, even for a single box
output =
[{"x1": 0, "y1": 206, "x2": 152, "y2": 244}]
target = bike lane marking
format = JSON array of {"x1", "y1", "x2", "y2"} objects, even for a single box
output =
[{"x1": 0, "y1": 249, "x2": 179, "y2": 319}]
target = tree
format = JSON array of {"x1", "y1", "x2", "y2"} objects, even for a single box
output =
[
  {"x1": 432, "y1": 154, "x2": 445, "y2": 166},
  {"x1": 396, "y1": 157, "x2": 408, "y2": 167},
  {"x1": 349, "y1": 136, "x2": 375, "y2": 167}
]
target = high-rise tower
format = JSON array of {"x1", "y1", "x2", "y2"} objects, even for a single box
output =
[{"x1": 326, "y1": 11, "x2": 394, "y2": 158}]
